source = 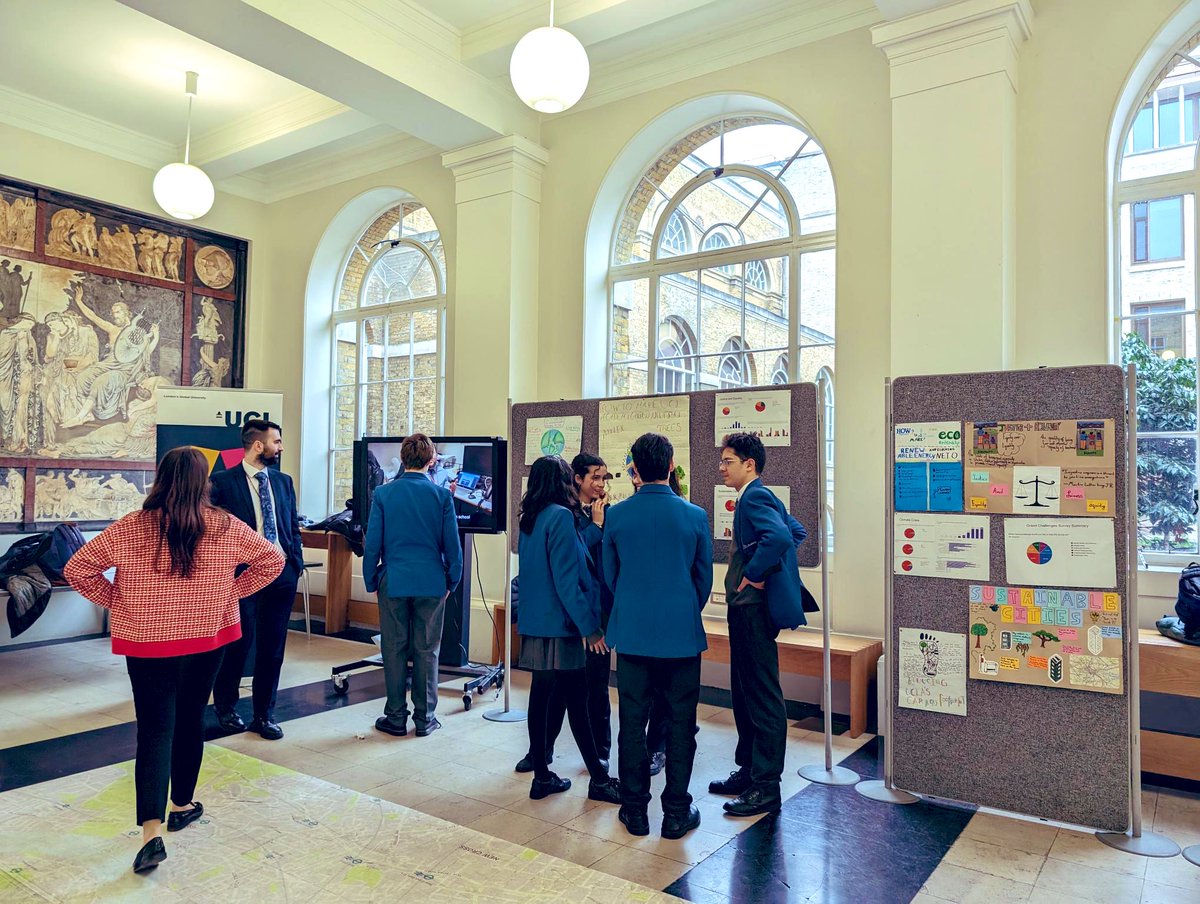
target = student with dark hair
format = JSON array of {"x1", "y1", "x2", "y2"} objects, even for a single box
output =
[
  {"x1": 710, "y1": 431, "x2": 812, "y2": 817},
  {"x1": 66, "y1": 446, "x2": 285, "y2": 874},
  {"x1": 516, "y1": 455, "x2": 621, "y2": 804},
  {"x1": 604, "y1": 433, "x2": 712, "y2": 839},
  {"x1": 210, "y1": 419, "x2": 305, "y2": 741},
  {"x1": 363, "y1": 433, "x2": 463, "y2": 738}
]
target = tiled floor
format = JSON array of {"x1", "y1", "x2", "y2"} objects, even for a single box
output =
[{"x1": 2, "y1": 632, "x2": 1199, "y2": 902}]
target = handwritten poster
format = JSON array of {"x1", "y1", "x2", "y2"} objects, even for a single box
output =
[
  {"x1": 899, "y1": 628, "x2": 967, "y2": 715},
  {"x1": 963, "y1": 420, "x2": 1115, "y2": 516},
  {"x1": 714, "y1": 390, "x2": 791, "y2": 447},
  {"x1": 894, "y1": 422, "x2": 964, "y2": 512},
  {"x1": 523, "y1": 415, "x2": 584, "y2": 465},
  {"x1": 599, "y1": 396, "x2": 691, "y2": 504},
  {"x1": 894, "y1": 513, "x2": 990, "y2": 581},
  {"x1": 1003, "y1": 517, "x2": 1116, "y2": 588},
  {"x1": 967, "y1": 585, "x2": 1122, "y2": 694},
  {"x1": 713, "y1": 485, "x2": 792, "y2": 540}
]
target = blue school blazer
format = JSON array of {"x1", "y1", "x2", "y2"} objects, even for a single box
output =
[
  {"x1": 363, "y1": 472, "x2": 462, "y2": 598},
  {"x1": 733, "y1": 478, "x2": 815, "y2": 629},
  {"x1": 602, "y1": 484, "x2": 712, "y2": 658},
  {"x1": 517, "y1": 504, "x2": 600, "y2": 639}
]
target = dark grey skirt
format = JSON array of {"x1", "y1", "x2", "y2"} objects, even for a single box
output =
[{"x1": 519, "y1": 635, "x2": 586, "y2": 671}]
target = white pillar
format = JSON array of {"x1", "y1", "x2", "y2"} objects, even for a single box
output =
[{"x1": 873, "y1": 0, "x2": 1033, "y2": 376}]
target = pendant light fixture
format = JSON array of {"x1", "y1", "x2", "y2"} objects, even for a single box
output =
[
  {"x1": 153, "y1": 71, "x2": 215, "y2": 221},
  {"x1": 509, "y1": 0, "x2": 590, "y2": 113}
]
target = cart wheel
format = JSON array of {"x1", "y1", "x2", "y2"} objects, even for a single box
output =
[
  {"x1": 332, "y1": 675, "x2": 349, "y2": 696},
  {"x1": 462, "y1": 693, "x2": 473, "y2": 711}
]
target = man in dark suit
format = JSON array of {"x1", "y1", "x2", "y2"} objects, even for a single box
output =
[
  {"x1": 710, "y1": 431, "x2": 810, "y2": 816},
  {"x1": 211, "y1": 419, "x2": 305, "y2": 740}
]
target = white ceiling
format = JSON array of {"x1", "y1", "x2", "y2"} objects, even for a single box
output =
[{"x1": 0, "y1": 0, "x2": 937, "y2": 205}]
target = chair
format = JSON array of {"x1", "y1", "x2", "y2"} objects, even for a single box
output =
[{"x1": 299, "y1": 561, "x2": 320, "y2": 637}]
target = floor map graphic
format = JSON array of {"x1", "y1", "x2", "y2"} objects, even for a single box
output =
[
  {"x1": 894, "y1": 513, "x2": 990, "y2": 581},
  {"x1": 967, "y1": 584, "x2": 1122, "y2": 694},
  {"x1": 963, "y1": 419, "x2": 1115, "y2": 516},
  {"x1": 894, "y1": 421, "x2": 964, "y2": 512}
]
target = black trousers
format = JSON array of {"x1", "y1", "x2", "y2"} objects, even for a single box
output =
[
  {"x1": 527, "y1": 668, "x2": 608, "y2": 783},
  {"x1": 126, "y1": 647, "x2": 224, "y2": 825},
  {"x1": 538, "y1": 647, "x2": 613, "y2": 759},
  {"x1": 616, "y1": 653, "x2": 701, "y2": 815},
  {"x1": 213, "y1": 569, "x2": 299, "y2": 722},
  {"x1": 728, "y1": 602, "x2": 787, "y2": 789}
]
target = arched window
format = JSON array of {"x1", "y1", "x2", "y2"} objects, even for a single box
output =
[
  {"x1": 1115, "y1": 39, "x2": 1200, "y2": 562},
  {"x1": 608, "y1": 117, "x2": 835, "y2": 397},
  {"x1": 330, "y1": 202, "x2": 446, "y2": 509},
  {"x1": 657, "y1": 316, "x2": 696, "y2": 394},
  {"x1": 771, "y1": 353, "x2": 789, "y2": 385}
]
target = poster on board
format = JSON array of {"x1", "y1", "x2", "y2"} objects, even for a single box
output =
[
  {"x1": 967, "y1": 586, "x2": 1122, "y2": 694},
  {"x1": 894, "y1": 421, "x2": 963, "y2": 512},
  {"x1": 714, "y1": 390, "x2": 791, "y2": 447},
  {"x1": 599, "y1": 396, "x2": 691, "y2": 504},
  {"x1": 1003, "y1": 517, "x2": 1116, "y2": 588},
  {"x1": 155, "y1": 387, "x2": 283, "y2": 476},
  {"x1": 898, "y1": 628, "x2": 967, "y2": 715},
  {"x1": 713, "y1": 485, "x2": 792, "y2": 540},
  {"x1": 894, "y1": 513, "x2": 990, "y2": 581},
  {"x1": 963, "y1": 420, "x2": 1115, "y2": 516},
  {"x1": 524, "y1": 415, "x2": 584, "y2": 465}
]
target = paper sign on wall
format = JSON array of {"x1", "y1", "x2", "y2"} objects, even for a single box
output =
[
  {"x1": 899, "y1": 628, "x2": 967, "y2": 715},
  {"x1": 524, "y1": 416, "x2": 584, "y2": 465},
  {"x1": 714, "y1": 390, "x2": 791, "y2": 447},
  {"x1": 600, "y1": 396, "x2": 691, "y2": 504},
  {"x1": 894, "y1": 422, "x2": 964, "y2": 512},
  {"x1": 714, "y1": 485, "x2": 792, "y2": 540},
  {"x1": 1003, "y1": 517, "x2": 1116, "y2": 588},
  {"x1": 894, "y1": 513, "x2": 990, "y2": 581}
]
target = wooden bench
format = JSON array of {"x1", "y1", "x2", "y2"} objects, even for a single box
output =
[{"x1": 1139, "y1": 628, "x2": 1200, "y2": 782}]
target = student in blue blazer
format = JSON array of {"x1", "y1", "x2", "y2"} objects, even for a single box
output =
[
  {"x1": 604, "y1": 433, "x2": 713, "y2": 839},
  {"x1": 516, "y1": 456, "x2": 621, "y2": 805},
  {"x1": 363, "y1": 433, "x2": 463, "y2": 739},
  {"x1": 710, "y1": 431, "x2": 812, "y2": 817}
]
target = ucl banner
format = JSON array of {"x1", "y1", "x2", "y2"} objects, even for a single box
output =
[{"x1": 154, "y1": 387, "x2": 284, "y2": 475}]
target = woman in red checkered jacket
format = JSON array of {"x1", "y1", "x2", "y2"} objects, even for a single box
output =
[{"x1": 65, "y1": 446, "x2": 284, "y2": 875}]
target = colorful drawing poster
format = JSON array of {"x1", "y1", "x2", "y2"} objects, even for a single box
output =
[
  {"x1": 523, "y1": 415, "x2": 584, "y2": 465},
  {"x1": 894, "y1": 513, "x2": 990, "y2": 581},
  {"x1": 899, "y1": 628, "x2": 967, "y2": 715},
  {"x1": 714, "y1": 390, "x2": 791, "y2": 447},
  {"x1": 967, "y1": 585, "x2": 1122, "y2": 694},
  {"x1": 963, "y1": 419, "x2": 1115, "y2": 516},
  {"x1": 1003, "y1": 517, "x2": 1116, "y2": 588},
  {"x1": 599, "y1": 396, "x2": 691, "y2": 504},
  {"x1": 894, "y1": 422, "x2": 964, "y2": 512},
  {"x1": 713, "y1": 485, "x2": 792, "y2": 540}
]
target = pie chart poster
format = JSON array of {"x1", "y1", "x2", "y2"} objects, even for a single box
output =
[{"x1": 154, "y1": 387, "x2": 284, "y2": 476}]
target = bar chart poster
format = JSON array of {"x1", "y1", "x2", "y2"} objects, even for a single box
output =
[
  {"x1": 713, "y1": 390, "x2": 791, "y2": 447},
  {"x1": 894, "y1": 513, "x2": 990, "y2": 581}
]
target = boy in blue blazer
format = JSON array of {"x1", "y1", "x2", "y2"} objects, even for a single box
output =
[
  {"x1": 604, "y1": 433, "x2": 712, "y2": 839},
  {"x1": 710, "y1": 431, "x2": 810, "y2": 816},
  {"x1": 363, "y1": 433, "x2": 463, "y2": 738}
]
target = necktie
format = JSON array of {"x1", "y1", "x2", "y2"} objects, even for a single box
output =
[{"x1": 255, "y1": 471, "x2": 278, "y2": 544}]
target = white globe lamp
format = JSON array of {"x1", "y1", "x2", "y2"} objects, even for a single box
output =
[
  {"x1": 509, "y1": 3, "x2": 589, "y2": 113},
  {"x1": 153, "y1": 71, "x2": 215, "y2": 220}
]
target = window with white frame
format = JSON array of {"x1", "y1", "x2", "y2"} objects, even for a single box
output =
[
  {"x1": 608, "y1": 117, "x2": 836, "y2": 398},
  {"x1": 329, "y1": 203, "x2": 446, "y2": 510},
  {"x1": 1115, "y1": 41, "x2": 1200, "y2": 562}
]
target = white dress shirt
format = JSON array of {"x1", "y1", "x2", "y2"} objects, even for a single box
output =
[{"x1": 242, "y1": 459, "x2": 285, "y2": 556}]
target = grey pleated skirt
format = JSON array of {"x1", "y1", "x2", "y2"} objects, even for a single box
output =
[{"x1": 519, "y1": 635, "x2": 586, "y2": 671}]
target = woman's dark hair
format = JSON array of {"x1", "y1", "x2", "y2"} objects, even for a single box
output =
[
  {"x1": 519, "y1": 456, "x2": 577, "y2": 534},
  {"x1": 668, "y1": 468, "x2": 683, "y2": 497},
  {"x1": 143, "y1": 446, "x2": 216, "y2": 579}
]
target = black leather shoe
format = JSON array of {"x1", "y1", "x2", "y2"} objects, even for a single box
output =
[
  {"x1": 375, "y1": 716, "x2": 407, "y2": 737},
  {"x1": 166, "y1": 801, "x2": 203, "y2": 832},
  {"x1": 723, "y1": 786, "x2": 782, "y2": 817},
  {"x1": 215, "y1": 709, "x2": 245, "y2": 733},
  {"x1": 618, "y1": 806, "x2": 650, "y2": 837},
  {"x1": 248, "y1": 718, "x2": 284, "y2": 740},
  {"x1": 587, "y1": 777, "x2": 622, "y2": 804},
  {"x1": 529, "y1": 773, "x2": 571, "y2": 800},
  {"x1": 661, "y1": 805, "x2": 701, "y2": 839},
  {"x1": 132, "y1": 837, "x2": 167, "y2": 873},
  {"x1": 649, "y1": 751, "x2": 666, "y2": 777},
  {"x1": 415, "y1": 718, "x2": 441, "y2": 738},
  {"x1": 708, "y1": 769, "x2": 752, "y2": 796},
  {"x1": 515, "y1": 749, "x2": 553, "y2": 773}
]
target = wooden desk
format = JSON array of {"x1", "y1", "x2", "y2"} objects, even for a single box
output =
[
  {"x1": 1138, "y1": 628, "x2": 1200, "y2": 782},
  {"x1": 703, "y1": 618, "x2": 882, "y2": 738},
  {"x1": 297, "y1": 530, "x2": 353, "y2": 633}
]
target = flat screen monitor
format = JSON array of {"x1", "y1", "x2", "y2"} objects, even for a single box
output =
[{"x1": 353, "y1": 435, "x2": 508, "y2": 535}]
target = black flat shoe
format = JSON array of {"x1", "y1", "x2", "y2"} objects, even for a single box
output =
[
  {"x1": 515, "y1": 750, "x2": 553, "y2": 773},
  {"x1": 166, "y1": 801, "x2": 203, "y2": 832},
  {"x1": 374, "y1": 716, "x2": 407, "y2": 737},
  {"x1": 215, "y1": 710, "x2": 245, "y2": 733},
  {"x1": 649, "y1": 751, "x2": 666, "y2": 777},
  {"x1": 708, "y1": 768, "x2": 752, "y2": 796},
  {"x1": 529, "y1": 773, "x2": 571, "y2": 800},
  {"x1": 247, "y1": 718, "x2": 283, "y2": 740},
  {"x1": 415, "y1": 718, "x2": 441, "y2": 738},
  {"x1": 618, "y1": 806, "x2": 650, "y2": 837},
  {"x1": 661, "y1": 805, "x2": 701, "y2": 839},
  {"x1": 723, "y1": 786, "x2": 782, "y2": 817},
  {"x1": 587, "y1": 776, "x2": 622, "y2": 804},
  {"x1": 132, "y1": 837, "x2": 167, "y2": 873}
]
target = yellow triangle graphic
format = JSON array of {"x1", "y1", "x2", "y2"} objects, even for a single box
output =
[{"x1": 196, "y1": 447, "x2": 221, "y2": 473}]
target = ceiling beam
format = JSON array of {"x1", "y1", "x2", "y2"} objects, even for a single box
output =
[{"x1": 116, "y1": 0, "x2": 539, "y2": 149}]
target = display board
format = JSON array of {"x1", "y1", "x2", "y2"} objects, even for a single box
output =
[
  {"x1": 889, "y1": 365, "x2": 1132, "y2": 831},
  {"x1": 509, "y1": 383, "x2": 821, "y2": 567}
]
